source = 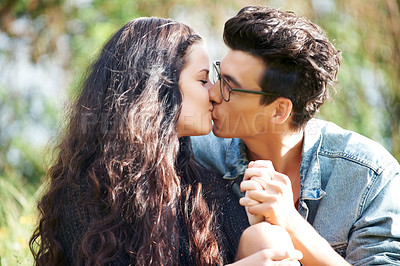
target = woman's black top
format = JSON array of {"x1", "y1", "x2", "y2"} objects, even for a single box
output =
[{"x1": 59, "y1": 174, "x2": 250, "y2": 265}]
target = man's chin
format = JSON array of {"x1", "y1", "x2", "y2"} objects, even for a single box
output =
[{"x1": 212, "y1": 125, "x2": 234, "y2": 138}]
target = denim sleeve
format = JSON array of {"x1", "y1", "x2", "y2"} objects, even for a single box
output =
[
  {"x1": 190, "y1": 133, "x2": 231, "y2": 177},
  {"x1": 346, "y1": 160, "x2": 400, "y2": 265}
]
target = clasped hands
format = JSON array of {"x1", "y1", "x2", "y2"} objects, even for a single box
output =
[
  {"x1": 234, "y1": 160, "x2": 303, "y2": 265},
  {"x1": 239, "y1": 160, "x2": 298, "y2": 228}
]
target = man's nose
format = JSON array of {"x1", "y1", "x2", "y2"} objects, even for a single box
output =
[{"x1": 209, "y1": 81, "x2": 222, "y2": 104}]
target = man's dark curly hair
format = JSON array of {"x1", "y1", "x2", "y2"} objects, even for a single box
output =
[{"x1": 224, "y1": 6, "x2": 342, "y2": 129}]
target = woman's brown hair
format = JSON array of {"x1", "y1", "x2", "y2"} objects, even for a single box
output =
[{"x1": 30, "y1": 17, "x2": 222, "y2": 265}]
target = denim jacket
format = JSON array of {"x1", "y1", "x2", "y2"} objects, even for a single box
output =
[{"x1": 191, "y1": 119, "x2": 400, "y2": 265}]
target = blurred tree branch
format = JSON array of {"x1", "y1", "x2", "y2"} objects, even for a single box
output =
[
  {"x1": 337, "y1": 0, "x2": 399, "y2": 159},
  {"x1": 0, "y1": 0, "x2": 18, "y2": 33}
]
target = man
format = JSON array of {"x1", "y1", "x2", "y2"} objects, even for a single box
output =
[{"x1": 192, "y1": 6, "x2": 400, "y2": 265}]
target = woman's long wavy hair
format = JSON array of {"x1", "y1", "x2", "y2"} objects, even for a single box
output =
[{"x1": 30, "y1": 17, "x2": 222, "y2": 265}]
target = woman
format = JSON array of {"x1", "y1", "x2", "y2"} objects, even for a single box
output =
[{"x1": 30, "y1": 17, "x2": 301, "y2": 265}]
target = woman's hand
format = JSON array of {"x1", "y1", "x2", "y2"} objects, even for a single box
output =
[
  {"x1": 239, "y1": 160, "x2": 297, "y2": 230},
  {"x1": 228, "y1": 248, "x2": 303, "y2": 266},
  {"x1": 240, "y1": 161, "x2": 265, "y2": 224}
]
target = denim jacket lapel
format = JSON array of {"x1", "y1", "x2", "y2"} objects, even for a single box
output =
[
  {"x1": 223, "y1": 138, "x2": 249, "y2": 198},
  {"x1": 299, "y1": 119, "x2": 327, "y2": 219}
]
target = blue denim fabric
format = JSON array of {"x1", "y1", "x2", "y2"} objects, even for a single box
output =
[{"x1": 191, "y1": 119, "x2": 400, "y2": 265}]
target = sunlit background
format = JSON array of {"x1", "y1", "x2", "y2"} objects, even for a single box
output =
[{"x1": 0, "y1": 0, "x2": 399, "y2": 264}]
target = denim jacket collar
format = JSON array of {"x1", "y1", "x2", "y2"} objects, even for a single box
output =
[
  {"x1": 301, "y1": 120, "x2": 326, "y2": 201},
  {"x1": 224, "y1": 138, "x2": 248, "y2": 180}
]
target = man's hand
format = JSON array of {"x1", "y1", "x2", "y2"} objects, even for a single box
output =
[
  {"x1": 239, "y1": 161, "x2": 264, "y2": 224},
  {"x1": 239, "y1": 160, "x2": 297, "y2": 230},
  {"x1": 239, "y1": 161, "x2": 351, "y2": 266}
]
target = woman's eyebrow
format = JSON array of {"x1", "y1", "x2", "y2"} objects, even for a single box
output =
[{"x1": 199, "y1": 68, "x2": 209, "y2": 74}]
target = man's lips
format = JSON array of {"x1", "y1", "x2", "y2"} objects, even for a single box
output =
[{"x1": 211, "y1": 111, "x2": 217, "y2": 120}]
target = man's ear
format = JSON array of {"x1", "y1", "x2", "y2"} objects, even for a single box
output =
[{"x1": 270, "y1": 98, "x2": 293, "y2": 124}]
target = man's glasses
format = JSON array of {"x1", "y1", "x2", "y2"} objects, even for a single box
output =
[{"x1": 212, "y1": 61, "x2": 279, "y2": 102}]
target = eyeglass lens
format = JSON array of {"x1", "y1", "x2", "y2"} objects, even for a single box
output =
[{"x1": 213, "y1": 62, "x2": 231, "y2": 101}]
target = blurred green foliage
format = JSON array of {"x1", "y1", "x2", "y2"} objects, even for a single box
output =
[{"x1": 0, "y1": 0, "x2": 399, "y2": 264}]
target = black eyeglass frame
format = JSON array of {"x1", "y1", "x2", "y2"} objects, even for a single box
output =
[{"x1": 212, "y1": 61, "x2": 279, "y2": 102}]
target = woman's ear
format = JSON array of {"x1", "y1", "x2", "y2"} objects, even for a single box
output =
[{"x1": 270, "y1": 98, "x2": 293, "y2": 124}]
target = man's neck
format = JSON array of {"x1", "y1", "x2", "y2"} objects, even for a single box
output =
[{"x1": 242, "y1": 129, "x2": 304, "y2": 176}]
